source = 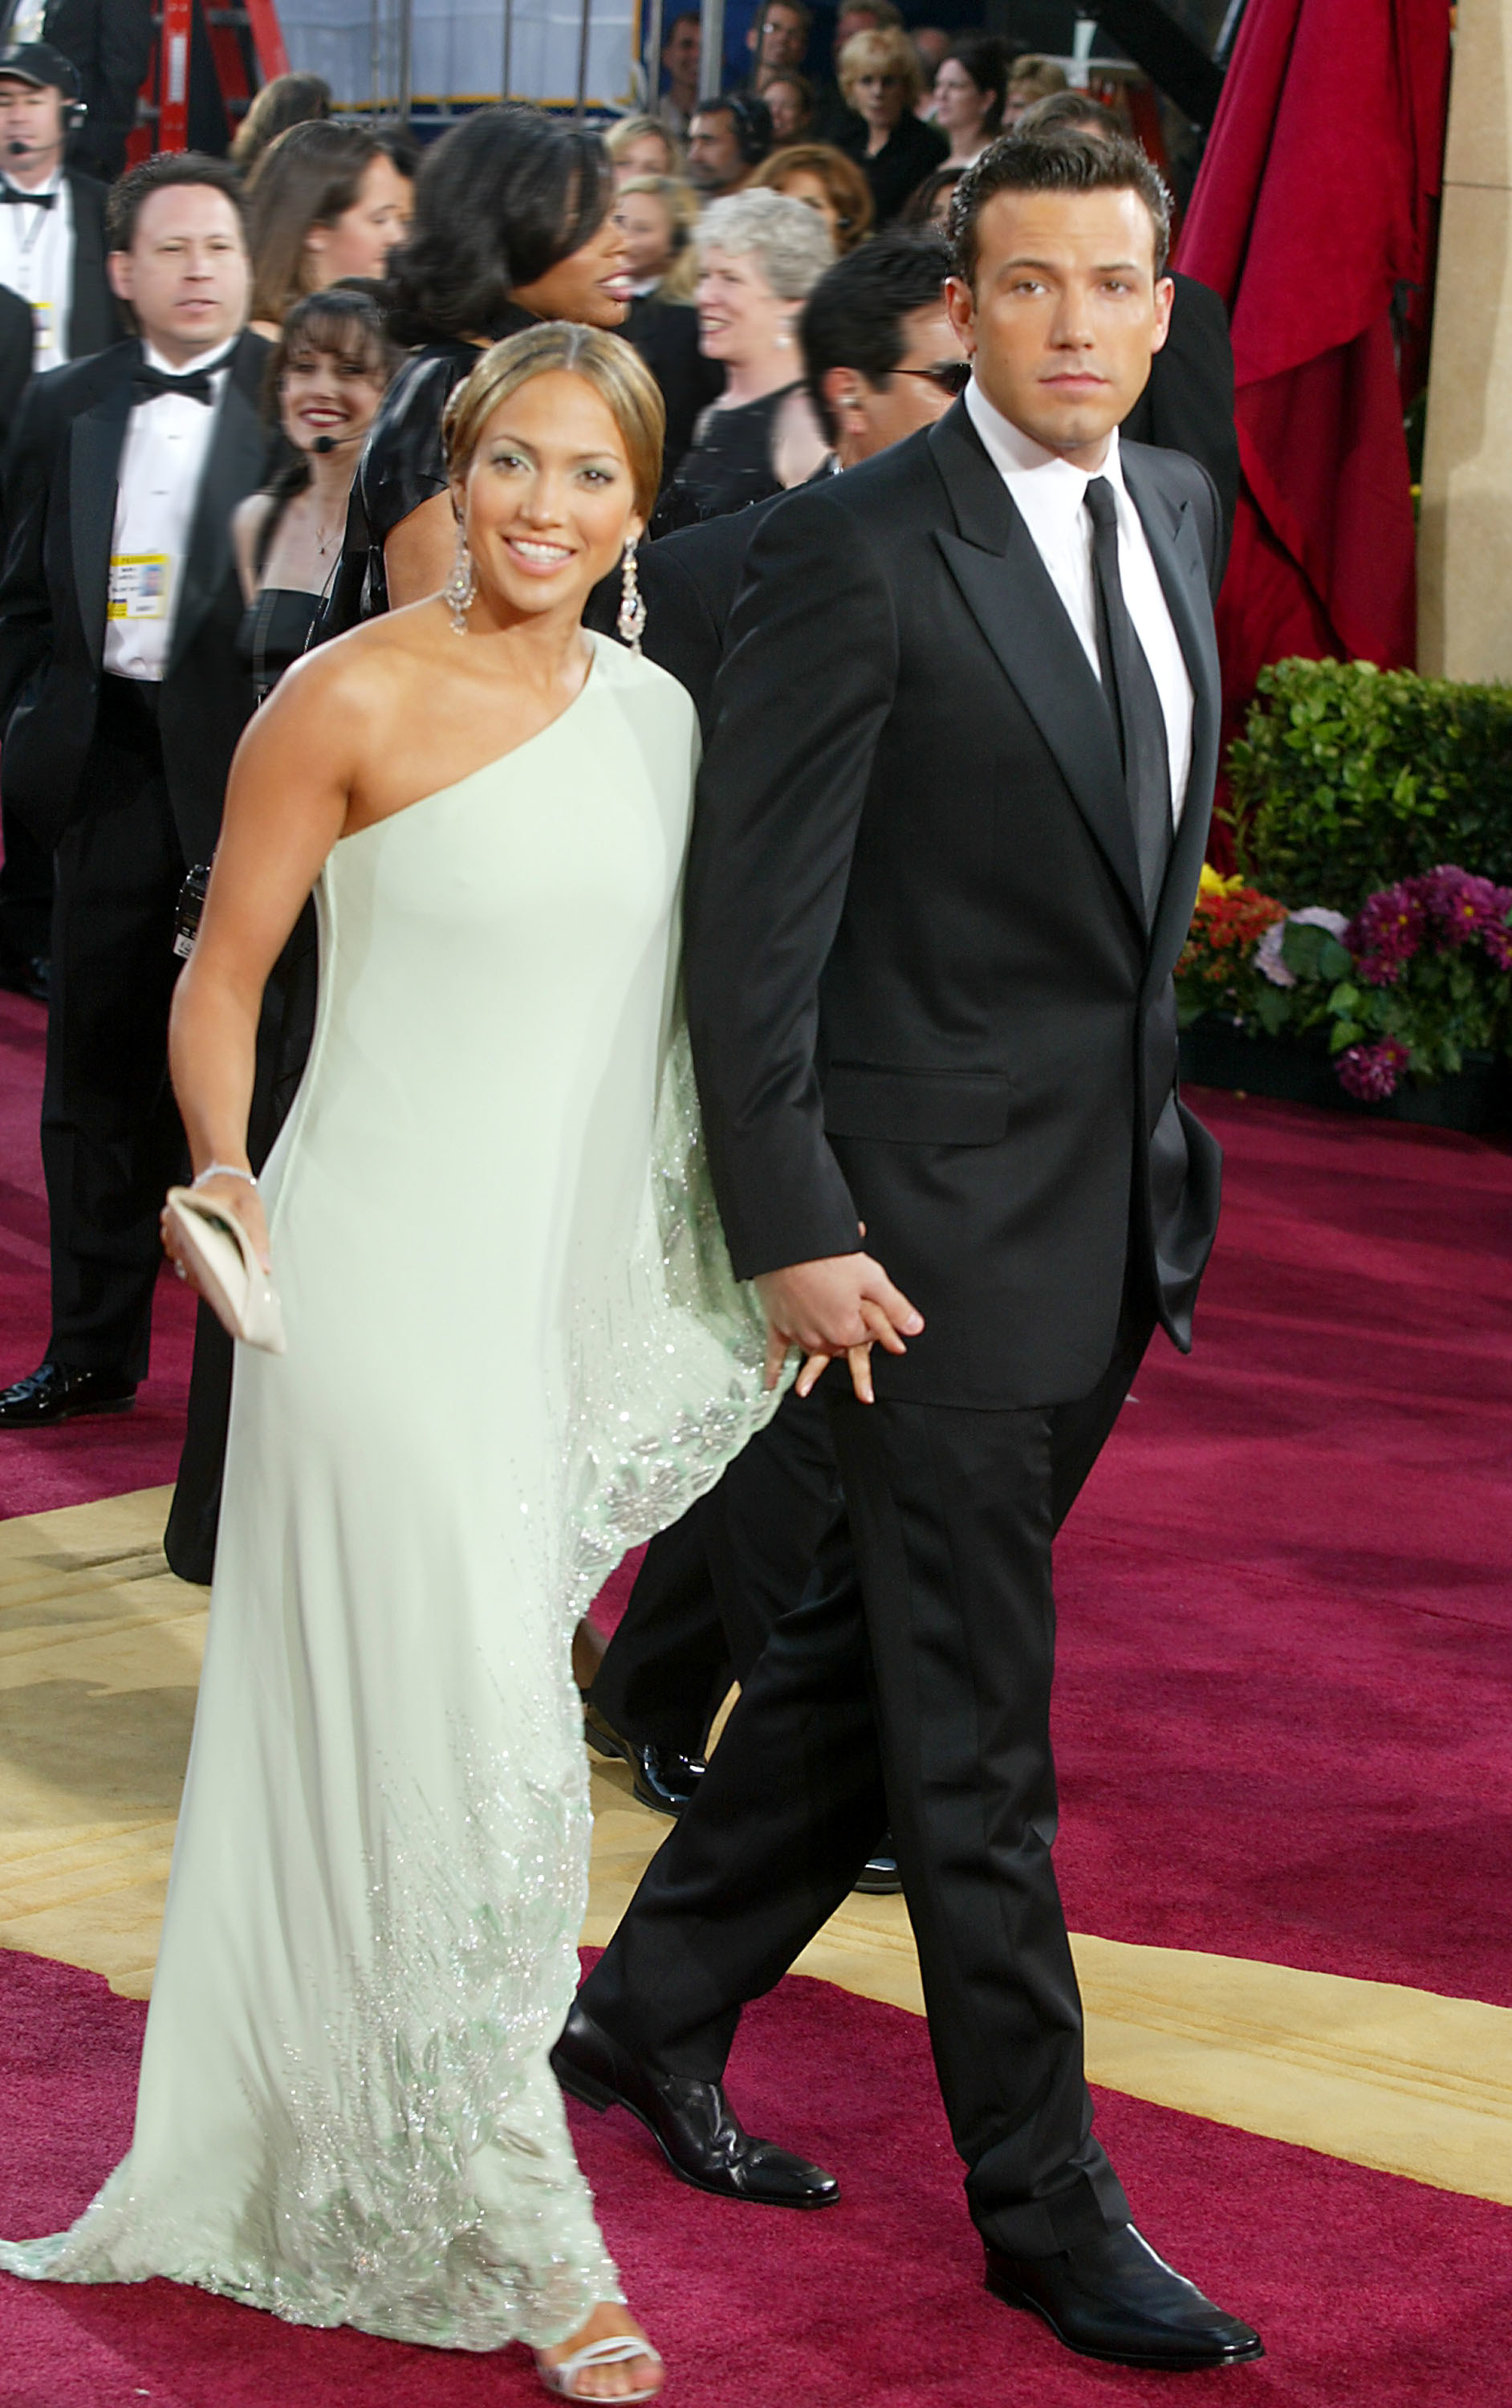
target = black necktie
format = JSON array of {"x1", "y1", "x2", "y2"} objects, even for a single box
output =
[
  {"x1": 132, "y1": 363, "x2": 216, "y2": 407},
  {"x1": 0, "y1": 184, "x2": 55, "y2": 208},
  {"x1": 1083, "y1": 475, "x2": 1172, "y2": 924}
]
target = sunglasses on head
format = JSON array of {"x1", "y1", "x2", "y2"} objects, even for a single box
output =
[{"x1": 896, "y1": 360, "x2": 971, "y2": 397}]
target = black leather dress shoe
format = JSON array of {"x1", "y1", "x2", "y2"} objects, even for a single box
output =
[
  {"x1": 854, "y1": 1833, "x2": 902, "y2": 1895},
  {"x1": 583, "y1": 1702, "x2": 704, "y2": 1817},
  {"x1": 0, "y1": 1360, "x2": 136, "y2": 1430},
  {"x1": 985, "y1": 2223, "x2": 1264, "y2": 2370},
  {"x1": 552, "y1": 2000, "x2": 840, "y2": 2209}
]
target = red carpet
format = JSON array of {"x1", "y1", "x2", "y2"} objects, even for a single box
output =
[
  {"x1": 5, "y1": 974, "x2": 1511, "y2": 2007},
  {"x1": 2, "y1": 1944, "x2": 1507, "y2": 2408},
  {"x1": 1054, "y1": 1095, "x2": 1512, "y2": 2008},
  {"x1": 0, "y1": 990, "x2": 197, "y2": 1519}
]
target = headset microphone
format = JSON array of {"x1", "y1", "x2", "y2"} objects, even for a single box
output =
[{"x1": 311, "y1": 432, "x2": 360, "y2": 454}]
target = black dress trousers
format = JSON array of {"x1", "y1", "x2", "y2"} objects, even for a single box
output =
[
  {"x1": 589, "y1": 1378, "x2": 843, "y2": 1758},
  {"x1": 579, "y1": 1285, "x2": 1154, "y2": 2259},
  {"x1": 41, "y1": 676, "x2": 188, "y2": 1380}
]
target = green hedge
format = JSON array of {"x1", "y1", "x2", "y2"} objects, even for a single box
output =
[{"x1": 1229, "y1": 658, "x2": 1512, "y2": 911}]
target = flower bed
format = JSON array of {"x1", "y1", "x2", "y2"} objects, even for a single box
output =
[
  {"x1": 1177, "y1": 864, "x2": 1512, "y2": 1130},
  {"x1": 1180, "y1": 660, "x2": 1512, "y2": 1132}
]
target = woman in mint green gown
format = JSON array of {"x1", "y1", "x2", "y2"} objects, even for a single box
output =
[{"x1": 0, "y1": 327, "x2": 779, "y2": 2402}]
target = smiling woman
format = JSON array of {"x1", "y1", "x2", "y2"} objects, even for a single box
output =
[
  {"x1": 655, "y1": 185, "x2": 832, "y2": 528},
  {"x1": 338, "y1": 106, "x2": 632, "y2": 623},
  {"x1": 0, "y1": 319, "x2": 785, "y2": 2406}
]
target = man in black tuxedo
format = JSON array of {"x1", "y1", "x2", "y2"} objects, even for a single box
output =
[
  {"x1": 0, "y1": 151, "x2": 269, "y2": 1430},
  {"x1": 1, "y1": 0, "x2": 153, "y2": 180},
  {"x1": 0, "y1": 41, "x2": 113, "y2": 366},
  {"x1": 558, "y1": 133, "x2": 1262, "y2": 2371},
  {"x1": 0, "y1": 39, "x2": 118, "y2": 995},
  {"x1": 587, "y1": 229, "x2": 966, "y2": 1854}
]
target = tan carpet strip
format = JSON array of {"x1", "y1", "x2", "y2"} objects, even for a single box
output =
[{"x1": 2, "y1": 1485, "x2": 1506, "y2": 2207}]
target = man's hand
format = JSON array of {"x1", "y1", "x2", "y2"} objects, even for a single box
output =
[{"x1": 755, "y1": 1249, "x2": 923, "y2": 1405}]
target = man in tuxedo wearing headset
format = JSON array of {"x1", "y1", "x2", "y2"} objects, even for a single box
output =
[
  {"x1": 0, "y1": 152, "x2": 269, "y2": 1430},
  {"x1": 0, "y1": 38, "x2": 116, "y2": 997},
  {"x1": 558, "y1": 131, "x2": 1263, "y2": 2371}
]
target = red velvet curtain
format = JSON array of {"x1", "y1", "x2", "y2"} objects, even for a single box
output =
[{"x1": 1177, "y1": 0, "x2": 1451, "y2": 846}]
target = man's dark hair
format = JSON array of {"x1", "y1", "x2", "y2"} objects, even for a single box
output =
[
  {"x1": 690, "y1": 92, "x2": 774, "y2": 165},
  {"x1": 949, "y1": 128, "x2": 1171, "y2": 286},
  {"x1": 801, "y1": 225, "x2": 950, "y2": 445},
  {"x1": 387, "y1": 104, "x2": 612, "y2": 344},
  {"x1": 106, "y1": 152, "x2": 246, "y2": 254},
  {"x1": 665, "y1": 10, "x2": 701, "y2": 40}
]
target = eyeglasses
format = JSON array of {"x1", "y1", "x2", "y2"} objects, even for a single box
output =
[{"x1": 896, "y1": 361, "x2": 971, "y2": 397}]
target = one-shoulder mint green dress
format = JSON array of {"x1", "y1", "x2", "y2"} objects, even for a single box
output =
[{"x1": 0, "y1": 635, "x2": 776, "y2": 2351}]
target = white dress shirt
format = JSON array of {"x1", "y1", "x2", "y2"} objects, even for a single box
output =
[
  {"x1": 964, "y1": 375, "x2": 1194, "y2": 826},
  {"x1": 104, "y1": 337, "x2": 236, "y2": 683},
  {"x1": 0, "y1": 166, "x2": 73, "y2": 368}
]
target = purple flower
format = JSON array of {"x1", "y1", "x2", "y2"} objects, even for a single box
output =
[
  {"x1": 1417, "y1": 864, "x2": 1512, "y2": 950},
  {"x1": 1337, "y1": 1037, "x2": 1411, "y2": 1100},
  {"x1": 1346, "y1": 882, "x2": 1425, "y2": 984}
]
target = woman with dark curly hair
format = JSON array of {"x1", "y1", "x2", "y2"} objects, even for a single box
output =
[{"x1": 342, "y1": 106, "x2": 632, "y2": 620}]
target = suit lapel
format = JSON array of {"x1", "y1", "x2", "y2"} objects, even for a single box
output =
[
  {"x1": 1120, "y1": 443, "x2": 1222, "y2": 978},
  {"x1": 928, "y1": 405, "x2": 1145, "y2": 934},
  {"x1": 68, "y1": 363, "x2": 132, "y2": 672},
  {"x1": 169, "y1": 335, "x2": 267, "y2": 677}
]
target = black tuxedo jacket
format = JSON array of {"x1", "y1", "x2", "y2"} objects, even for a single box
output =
[
  {"x1": 1122, "y1": 270, "x2": 1238, "y2": 573},
  {"x1": 61, "y1": 166, "x2": 115, "y2": 359},
  {"x1": 686, "y1": 401, "x2": 1224, "y2": 1409},
  {"x1": 0, "y1": 280, "x2": 33, "y2": 454},
  {"x1": 0, "y1": 329, "x2": 270, "y2": 857},
  {"x1": 622, "y1": 293, "x2": 724, "y2": 483},
  {"x1": 585, "y1": 490, "x2": 785, "y2": 734}
]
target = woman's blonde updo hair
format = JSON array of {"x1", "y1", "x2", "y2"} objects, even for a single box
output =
[{"x1": 442, "y1": 322, "x2": 667, "y2": 523}]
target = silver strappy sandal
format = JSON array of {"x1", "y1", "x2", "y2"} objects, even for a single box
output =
[{"x1": 534, "y1": 2333, "x2": 665, "y2": 2402}]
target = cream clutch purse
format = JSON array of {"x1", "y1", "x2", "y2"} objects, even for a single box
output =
[{"x1": 163, "y1": 1188, "x2": 287, "y2": 1354}]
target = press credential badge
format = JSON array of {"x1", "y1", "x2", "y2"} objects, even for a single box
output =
[{"x1": 108, "y1": 554, "x2": 173, "y2": 621}]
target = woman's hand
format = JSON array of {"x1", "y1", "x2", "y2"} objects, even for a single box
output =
[
  {"x1": 161, "y1": 1173, "x2": 273, "y2": 1296},
  {"x1": 756, "y1": 1242, "x2": 922, "y2": 1405},
  {"x1": 797, "y1": 1337, "x2": 879, "y2": 1404}
]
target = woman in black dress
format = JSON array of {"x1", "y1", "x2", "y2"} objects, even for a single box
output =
[
  {"x1": 835, "y1": 24, "x2": 946, "y2": 223},
  {"x1": 337, "y1": 105, "x2": 632, "y2": 623},
  {"x1": 234, "y1": 287, "x2": 397, "y2": 692},
  {"x1": 165, "y1": 290, "x2": 398, "y2": 1583},
  {"x1": 654, "y1": 187, "x2": 831, "y2": 530}
]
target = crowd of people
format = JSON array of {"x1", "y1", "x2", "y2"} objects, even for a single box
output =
[{"x1": 0, "y1": 30, "x2": 1260, "y2": 2406}]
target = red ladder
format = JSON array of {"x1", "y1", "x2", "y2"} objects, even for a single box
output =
[{"x1": 130, "y1": 0, "x2": 289, "y2": 161}]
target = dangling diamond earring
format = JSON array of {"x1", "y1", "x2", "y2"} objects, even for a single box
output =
[
  {"x1": 445, "y1": 520, "x2": 476, "y2": 636},
  {"x1": 617, "y1": 539, "x2": 646, "y2": 657}
]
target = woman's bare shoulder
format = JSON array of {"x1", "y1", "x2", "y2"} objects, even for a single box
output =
[{"x1": 232, "y1": 489, "x2": 276, "y2": 539}]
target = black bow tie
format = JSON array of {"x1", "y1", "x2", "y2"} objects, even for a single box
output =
[
  {"x1": 0, "y1": 184, "x2": 55, "y2": 207},
  {"x1": 132, "y1": 363, "x2": 217, "y2": 407}
]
